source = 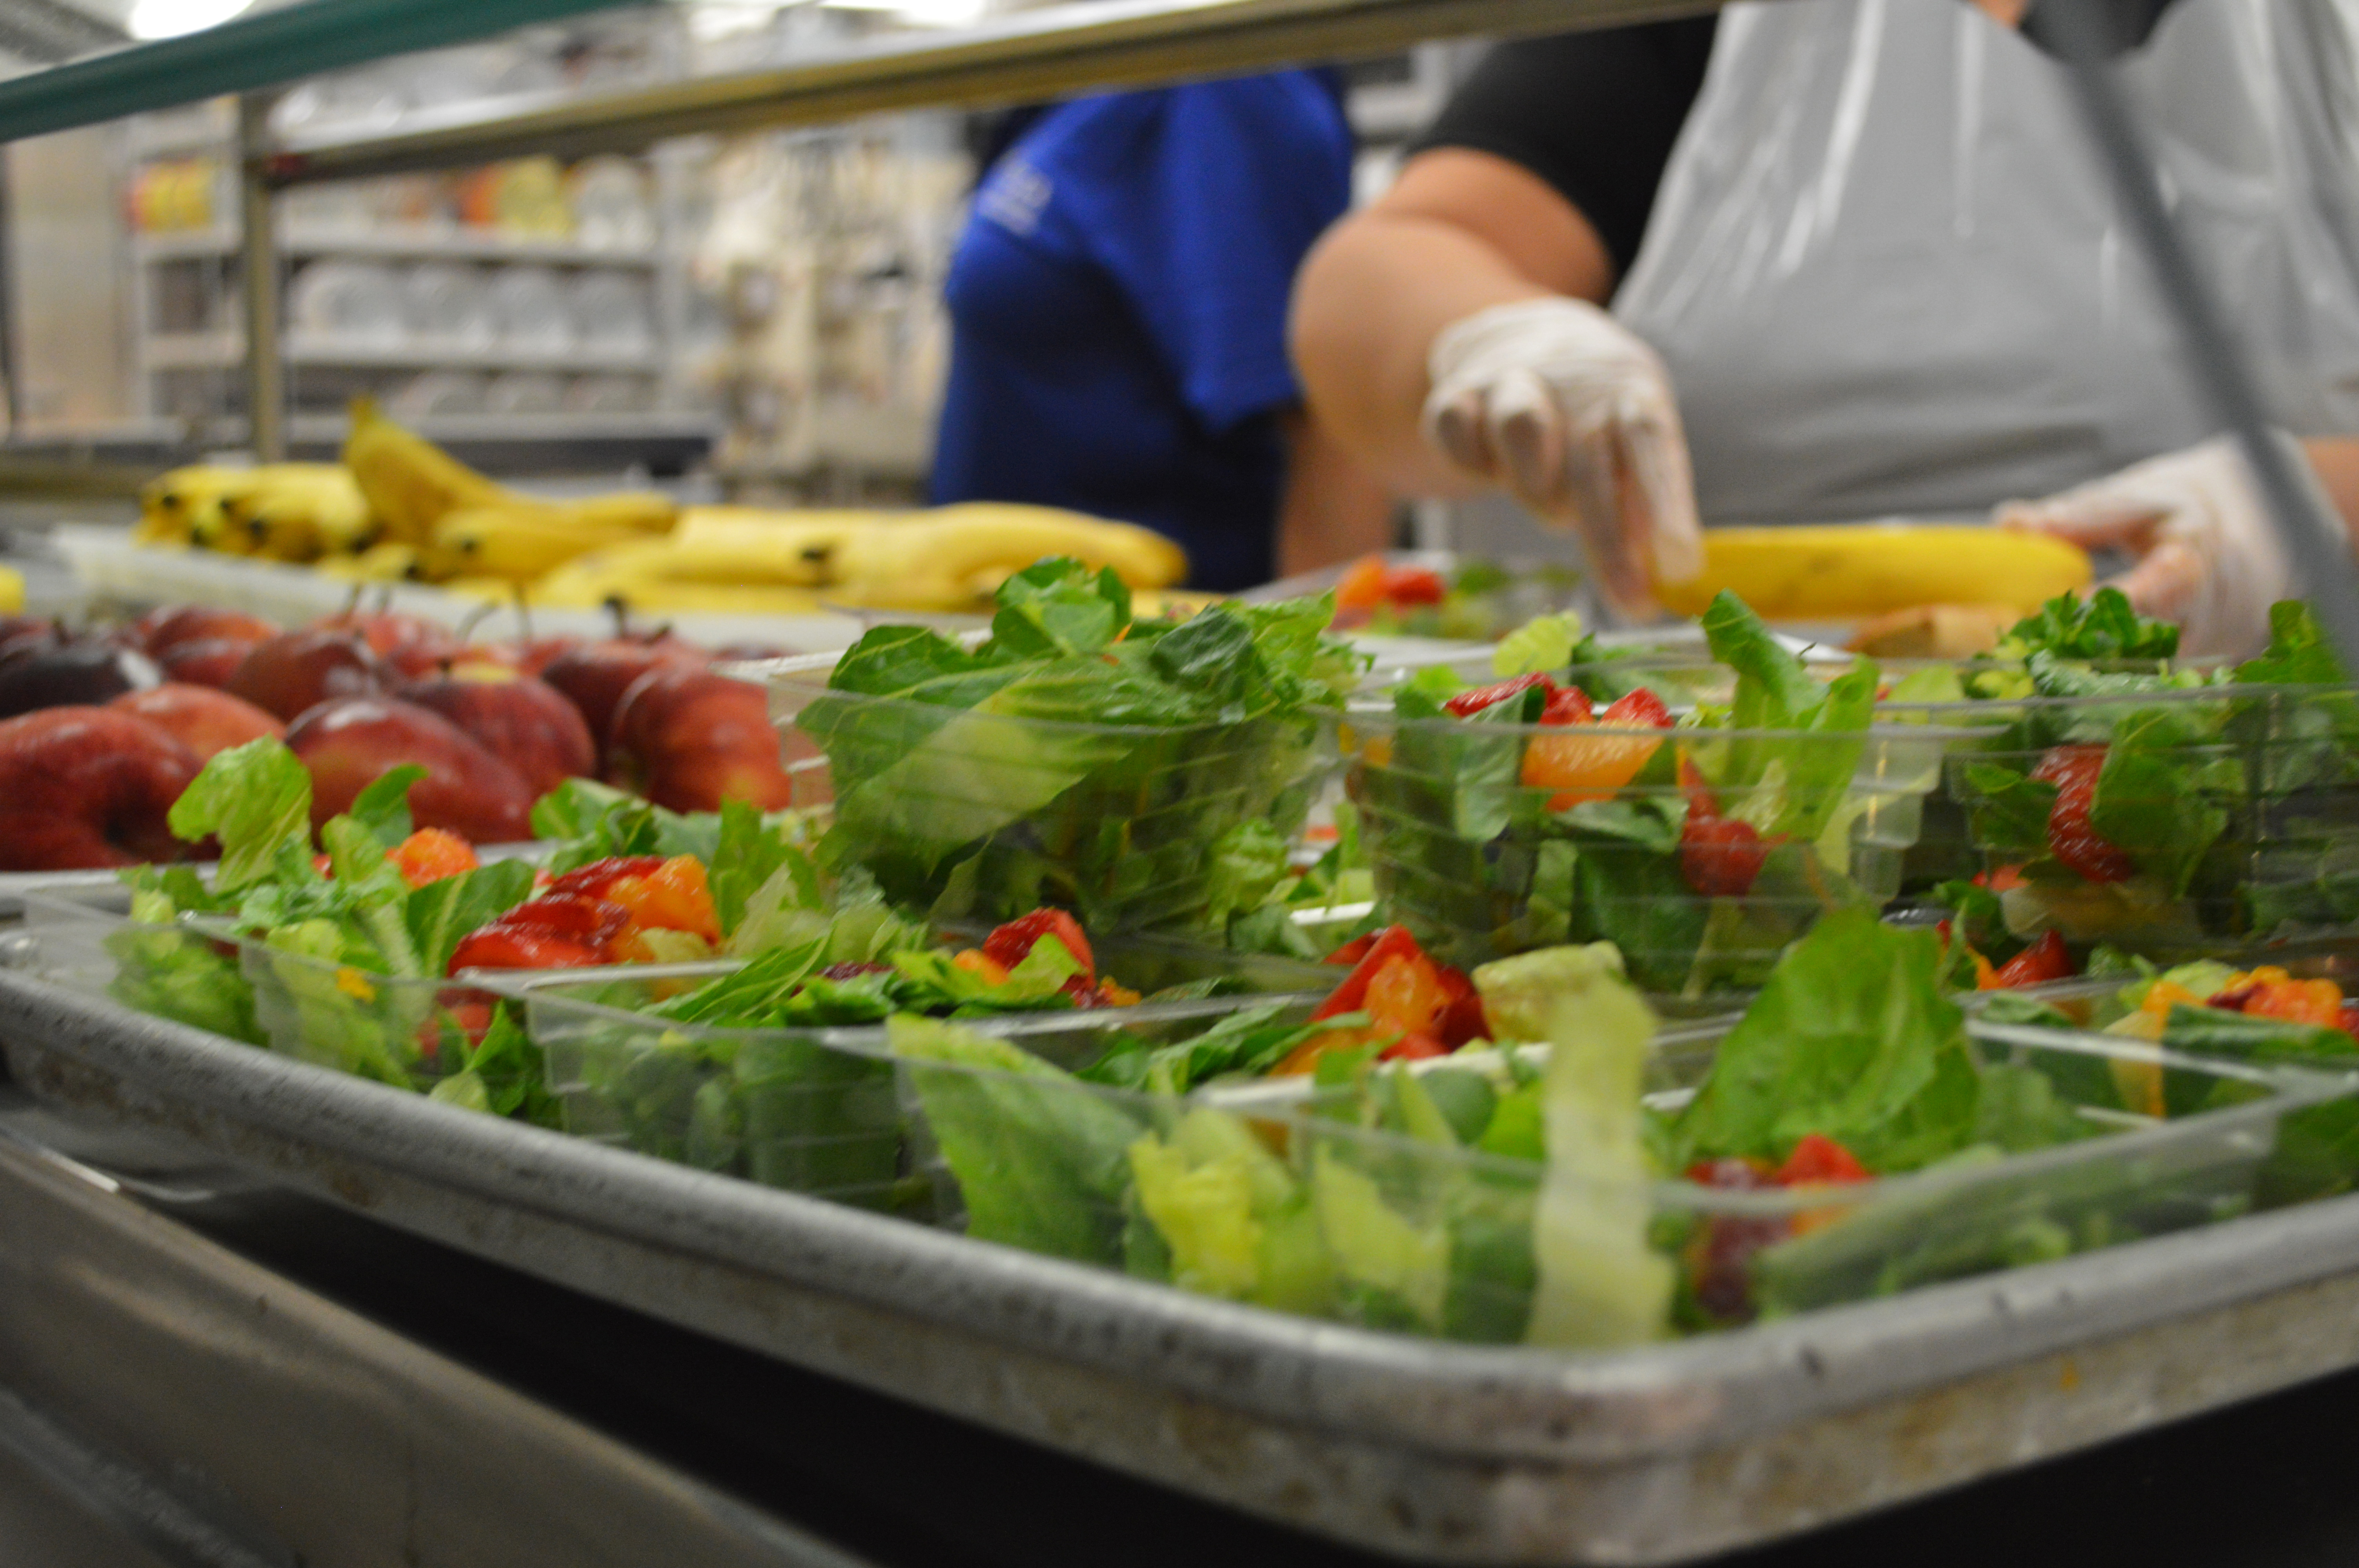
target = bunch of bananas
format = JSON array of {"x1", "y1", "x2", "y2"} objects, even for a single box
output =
[
  {"x1": 529, "y1": 502, "x2": 1189, "y2": 615},
  {"x1": 135, "y1": 399, "x2": 680, "y2": 587},
  {"x1": 134, "y1": 463, "x2": 371, "y2": 561},
  {"x1": 129, "y1": 403, "x2": 1191, "y2": 617}
]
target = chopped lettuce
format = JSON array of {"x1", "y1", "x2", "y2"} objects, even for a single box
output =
[
  {"x1": 888, "y1": 1014, "x2": 1147, "y2": 1264},
  {"x1": 800, "y1": 559, "x2": 1360, "y2": 933}
]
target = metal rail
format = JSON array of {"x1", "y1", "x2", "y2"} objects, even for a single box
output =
[
  {"x1": 0, "y1": 0, "x2": 643, "y2": 148},
  {"x1": 255, "y1": 0, "x2": 1709, "y2": 187}
]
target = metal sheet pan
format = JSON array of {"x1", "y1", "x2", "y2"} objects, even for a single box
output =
[{"x1": 9, "y1": 967, "x2": 2359, "y2": 1564}]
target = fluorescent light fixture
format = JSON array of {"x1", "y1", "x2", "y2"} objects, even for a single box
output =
[{"x1": 125, "y1": 0, "x2": 253, "y2": 40}]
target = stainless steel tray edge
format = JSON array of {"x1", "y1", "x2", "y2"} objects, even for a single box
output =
[{"x1": 11, "y1": 970, "x2": 2359, "y2": 1563}]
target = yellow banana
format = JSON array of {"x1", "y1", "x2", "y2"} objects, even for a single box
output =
[
  {"x1": 1652, "y1": 526, "x2": 2092, "y2": 620},
  {"x1": 313, "y1": 540, "x2": 421, "y2": 583},
  {"x1": 534, "y1": 539, "x2": 829, "y2": 614},
  {"x1": 557, "y1": 492, "x2": 680, "y2": 534},
  {"x1": 829, "y1": 504, "x2": 1188, "y2": 609},
  {"x1": 342, "y1": 396, "x2": 519, "y2": 545},
  {"x1": 669, "y1": 510, "x2": 886, "y2": 584},
  {"x1": 140, "y1": 464, "x2": 267, "y2": 549},
  {"x1": 225, "y1": 465, "x2": 373, "y2": 562},
  {"x1": 422, "y1": 507, "x2": 653, "y2": 584}
]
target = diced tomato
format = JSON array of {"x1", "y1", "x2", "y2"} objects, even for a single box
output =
[
  {"x1": 2340, "y1": 1001, "x2": 2359, "y2": 1042},
  {"x1": 547, "y1": 855, "x2": 669, "y2": 902},
  {"x1": 1539, "y1": 685, "x2": 1594, "y2": 725},
  {"x1": 1363, "y1": 951, "x2": 1452, "y2": 1039},
  {"x1": 1677, "y1": 752, "x2": 1720, "y2": 819},
  {"x1": 1774, "y1": 1133, "x2": 1870, "y2": 1187},
  {"x1": 1519, "y1": 686, "x2": 1671, "y2": 809},
  {"x1": 313, "y1": 852, "x2": 332, "y2": 877},
  {"x1": 1334, "y1": 555, "x2": 1391, "y2": 613},
  {"x1": 1987, "y1": 929, "x2": 2074, "y2": 989},
  {"x1": 389, "y1": 828, "x2": 479, "y2": 888},
  {"x1": 1382, "y1": 566, "x2": 1447, "y2": 606},
  {"x1": 952, "y1": 949, "x2": 1011, "y2": 985},
  {"x1": 1378, "y1": 1032, "x2": 1448, "y2": 1062},
  {"x1": 497, "y1": 893, "x2": 632, "y2": 949},
  {"x1": 981, "y1": 908, "x2": 1093, "y2": 978},
  {"x1": 1443, "y1": 672, "x2": 1552, "y2": 718},
  {"x1": 448, "y1": 926, "x2": 605, "y2": 973},
  {"x1": 602, "y1": 855, "x2": 720, "y2": 943},
  {"x1": 1323, "y1": 933, "x2": 1379, "y2": 967},
  {"x1": 2031, "y1": 746, "x2": 2136, "y2": 884},
  {"x1": 2217, "y1": 969, "x2": 2346, "y2": 1032},
  {"x1": 1434, "y1": 966, "x2": 1489, "y2": 1049},
  {"x1": 1680, "y1": 814, "x2": 1770, "y2": 898},
  {"x1": 1312, "y1": 924, "x2": 1424, "y2": 1020},
  {"x1": 1600, "y1": 688, "x2": 1672, "y2": 730}
]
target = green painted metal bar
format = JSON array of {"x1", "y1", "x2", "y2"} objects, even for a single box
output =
[{"x1": 0, "y1": 0, "x2": 626, "y2": 147}]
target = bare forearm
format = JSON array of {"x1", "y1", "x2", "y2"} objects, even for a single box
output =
[
  {"x1": 1290, "y1": 215, "x2": 1550, "y2": 495},
  {"x1": 1289, "y1": 149, "x2": 1616, "y2": 499},
  {"x1": 1275, "y1": 407, "x2": 1398, "y2": 577},
  {"x1": 2304, "y1": 436, "x2": 2359, "y2": 545}
]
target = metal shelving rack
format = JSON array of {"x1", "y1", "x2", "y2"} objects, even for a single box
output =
[{"x1": 73, "y1": 0, "x2": 1641, "y2": 462}]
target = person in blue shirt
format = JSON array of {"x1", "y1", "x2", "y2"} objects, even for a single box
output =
[{"x1": 930, "y1": 70, "x2": 1394, "y2": 590}]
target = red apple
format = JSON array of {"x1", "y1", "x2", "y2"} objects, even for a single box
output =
[
  {"x1": 311, "y1": 609, "x2": 465, "y2": 676},
  {"x1": 227, "y1": 630, "x2": 389, "y2": 722},
  {"x1": 540, "y1": 639, "x2": 702, "y2": 768},
  {"x1": 131, "y1": 604, "x2": 279, "y2": 657},
  {"x1": 286, "y1": 696, "x2": 536, "y2": 843},
  {"x1": 400, "y1": 665, "x2": 593, "y2": 796},
  {"x1": 158, "y1": 635, "x2": 266, "y2": 689},
  {"x1": 110, "y1": 683, "x2": 285, "y2": 761},
  {"x1": 605, "y1": 664, "x2": 794, "y2": 813},
  {"x1": 0, "y1": 639, "x2": 163, "y2": 719},
  {"x1": 0, "y1": 621, "x2": 65, "y2": 670},
  {"x1": 0, "y1": 706, "x2": 201, "y2": 869}
]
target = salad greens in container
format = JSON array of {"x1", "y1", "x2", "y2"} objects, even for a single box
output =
[
  {"x1": 893, "y1": 910, "x2": 2338, "y2": 1342},
  {"x1": 58, "y1": 740, "x2": 545, "y2": 1109},
  {"x1": 1349, "y1": 593, "x2": 1973, "y2": 997},
  {"x1": 760, "y1": 558, "x2": 1364, "y2": 936},
  {"x1": 1939, "y1": 599, "x2": 2359, "y2": 958}
]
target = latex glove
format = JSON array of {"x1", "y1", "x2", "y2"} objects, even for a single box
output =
[
  {"x1": 1996, "y1": 436, "x2": 2289, "y2": 659},
  {"x1": 1423, "y1": 297, "x2": 1703, "y2": 613}
]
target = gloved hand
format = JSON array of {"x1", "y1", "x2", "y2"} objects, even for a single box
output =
[
  {"x1": 1423, "y1": 297, "x2": 1703, "y2": 613},
  {"x1": 1996, "y1": 436, "x2": 2289, "y2": 658}
]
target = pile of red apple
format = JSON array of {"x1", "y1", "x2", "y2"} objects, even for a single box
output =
[{"x1": 0, "y1": 604, "x2": 800, "y2": 872}]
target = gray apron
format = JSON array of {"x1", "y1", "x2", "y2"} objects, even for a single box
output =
[{"x1": 1612, "y1": 0, "x2": 2359, "y2": 524}]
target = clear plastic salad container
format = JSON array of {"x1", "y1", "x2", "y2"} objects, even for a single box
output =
[
  {"x1": 18, "y1": 884, "x2": 493, "y2": 1089},
  {"x1": 894, "y1": 1013, "x2": 2339, "y2": 1342},
  {"x1": 1347, "y1": 712, "x2": 1979, "y2": 997},
  {"x1": 234, "y1": 931, "x2": 496, "y2": 1091},
  {"x1": 489, "y1": 965, "x2": 1313, "y2": 1215},
  {"x1": 16, "y1": 882, "x2": 264, "y2": 1047},
  {"x1": 1937, "y1": 683, "x2": 2359, "y2": 955},
  {"x1": 758, "y1": 653, "x2": 1344, "y2": 936}
]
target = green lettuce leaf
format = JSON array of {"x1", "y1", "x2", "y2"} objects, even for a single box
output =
[
  {"x1": 347, "y1": 764, "x2": 424, "y2": 848},
  {"x1": 408, "y1": 858, "x2": 536, "y2": 977},
  {"x1": 1673, "y1": 908, "x2": 1979, "y2": 1174},
  {"x1": 888, "y1": 1014, "x2": 1147, "y2": 1264},
  {"x1": 167, "y1": 737, "x2": 313, "y2": 893}
]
